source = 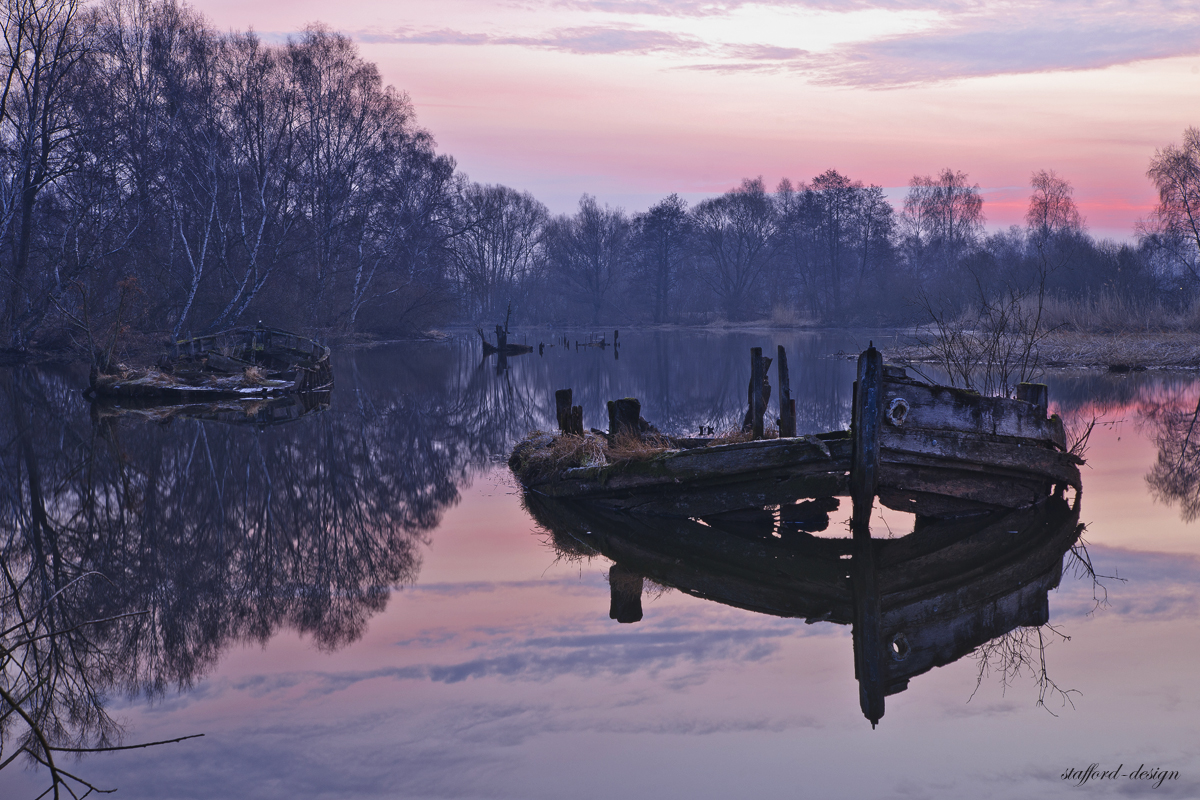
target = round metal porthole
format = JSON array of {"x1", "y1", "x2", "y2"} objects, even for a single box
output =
[
  {"x1": 886, "y1": 397, "x2": 910, "y2": 426},
  {"x1": 890, "y1": 633, "x2": 910, "y2": 661}
]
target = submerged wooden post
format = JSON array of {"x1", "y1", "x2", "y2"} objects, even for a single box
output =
[
  {"x1": 751, "y1": 348, "x2": 765, "y2": 439},
  {"x1": 778, "y1": 345, "x2": 796, "y2": 438},
  {"x1": 555, "y1": 389, "x2": 573, "y2": 432},
  {"x1": 1016, "y1": 382, "x2": 1049, "y2": 415},
  {"x1": 609, "y1": 564, "x2": 644, "y2": 623},
  {"x1": 608, "y1": 397, "x2": 642, "y2": 438},
  {"x1": 851, "y1": 344, "x2": 884, "y2": 529}
]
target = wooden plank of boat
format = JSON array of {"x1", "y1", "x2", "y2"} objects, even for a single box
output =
[{"x1": 880, "y1": 372, "x2": 1067, "y2": 449}]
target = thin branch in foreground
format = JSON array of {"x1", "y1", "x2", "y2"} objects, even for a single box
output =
[{"x1": 47, "y1": 733, "x2": 205, "y2": 753}]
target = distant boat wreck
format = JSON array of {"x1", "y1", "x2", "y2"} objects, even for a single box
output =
[
  {"x1": 509, "y1": 346, "x2": 1082, "y2": 518},
  {"x1": 85, "y1": 324, "x2": 333, "y2": 403},
  {"x1": 477, "y1": 324, "x2": 533, "y2": 356}
]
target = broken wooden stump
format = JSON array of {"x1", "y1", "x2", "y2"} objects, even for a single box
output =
[
  {"x1": 778, "y1": 344, "x2": 796, "y2": 438},
  {"x1": 851, "y1": 344, "x2": 884, "y2": 530},
  {"x1": 742, "y1": 348, "x2": 773, "y2": 438},
  {"x1": 608, "y1": 397, "x2": 642, "y2": 437},
  {"x1": 1016, "y1": 382, "x2": 1049, "y2": 415},
  {"x1": 566, "y1": 406, "x2": 584, "y2": 435},
  {"x1": 555, "y1": 389, "x2": 573, "y2": 432}
]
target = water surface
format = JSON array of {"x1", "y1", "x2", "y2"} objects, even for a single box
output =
[{"x1": 1, "y1": 329, "x2": 1198, "y2": 799}]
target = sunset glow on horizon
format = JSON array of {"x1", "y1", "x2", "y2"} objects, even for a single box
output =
[{"x1": 189, "y1": 0, "x2": 1200, "y2": 238}]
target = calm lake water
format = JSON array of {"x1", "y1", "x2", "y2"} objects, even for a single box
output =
[{"x1": 2, "y1": 329, "x2": 1199, "y2": 799}]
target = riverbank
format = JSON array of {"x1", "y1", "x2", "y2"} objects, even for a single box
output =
[{"x1": 884, "y1": 331, "x2": 1200, "y2": 371}]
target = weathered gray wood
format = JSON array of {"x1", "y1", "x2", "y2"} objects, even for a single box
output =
[
  {"x1": 555, "y1": 389, "x2": 573, "y2": 432},
  {"x1": 743, "y1": 353, "x2": 772, "y2": 434},
  {"x1": 880, "y1": 428, "x2": 1082, "y2": 486},
  {"x1": 882, "y1": 377, "x2": 1065, "y2": 449},
  {"x1": 608, "y1": 397, "x2": 642, "y2": 437},
  {"x1": 1016, "y1": 382, "x2": 1049, "y2": 414},
  {"x1": 751, "y1": 348, "x2": 765, "y2": 439},
  {"x1": 566, "y1": 405, "x2": 584, "y2": 436},
  {"x1": 851, "y1": 345, "x2": 884, "y2": 528},
  {"x1": 778, "y1": 345, "x2": 796, "y2": 438},
  {"x1": 609, "y1": 564, "x2": 644, "y2": 623},
  {"x1": 495, "y1": 324, "x2": 507, "y2": 353},
  {"x1": 526, "y1": 435, "x2": 848, "y2": 495}
]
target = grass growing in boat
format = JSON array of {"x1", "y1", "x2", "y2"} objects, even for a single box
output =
[
  {"x1": 509, "y1": 431, "x2": 608, "y2": 481},
  {"x1": 607, "y1": 431, "x2": 673, "y2": 463},
  {"x1": 707, "y1": 424, "x2": 779, "y2": 446}
]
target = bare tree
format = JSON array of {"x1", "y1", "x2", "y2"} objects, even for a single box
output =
[
  {"x1": 450, "y1": 181, "x2": 547, "y2": 320},
  {"x1": 692, "y1": 177, "x2": 778, "y2": 321},
  {"x1": 542, "y1": 194, "x2": 630, "y2": 323},
  {"x1": 1144, "y1": 127, "x2": 1200, "y2": 290},
  {"x1": 1, "y1": 0, "x2": 92, "y2": 349},
  {"x1": 631, "y1": 193, "x2": 691, "y2": 323}
]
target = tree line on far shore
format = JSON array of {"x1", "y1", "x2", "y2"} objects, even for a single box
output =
[{"x1": 4, "y1": 0, "x2": 1200, "y2": 355}]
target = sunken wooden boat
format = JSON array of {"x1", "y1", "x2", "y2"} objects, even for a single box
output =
[
  {"x1": 478, "y1": 325, "x2": 533, "y2": 356},
  {"x1": 86, "y1": 324, "x2": 333, "y2": 402},
  {"x1": 509, "y1": 349, "x2": 1082, "y2": 517},
  {"x1": 527, "y1": 482, "x2": 1083, "y2": 727}
]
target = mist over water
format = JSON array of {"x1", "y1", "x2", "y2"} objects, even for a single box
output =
[{"x1": 1, "y1": 329, "x2": 1198, "y2": 800}]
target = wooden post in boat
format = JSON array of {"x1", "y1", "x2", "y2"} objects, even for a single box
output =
[
  {"x1": 566, "y1": 405, "x2": 584, "y2": 435},
  {"x1": 555, "y1": 389, "x2": 573, "y2": 432},
  {"x1": 778, "y1": 345, "x2": 796, "y2": 438},
  {"x1": 751, "y1": 348, "x2": 765, "y2": 439},
  {"x1": 609, "y1": 564, "x2": 644, "y2": 623},
  {"x1": 495, "y1": 324, "x2": 507, "y2": 353},
  {"x1": 608, "y1": 397, "x2": 642, "y2": 438},
  {"x1": 1016, "y1": 382, "x2": 1049, "y2": 415},
  {"x1": 851, "y1": 344, "x2": 884, "y2": 529},
  {"x1": 850, "y1": 343, "x2": 885, "y2": 727}
]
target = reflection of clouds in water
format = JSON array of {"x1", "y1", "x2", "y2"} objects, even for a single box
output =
[
  {"x1": 227, "y1": 624, "x2": 799, "y2": 698},
  {"x1": 1051, "y1": 545, "x2": 1200, "y2": 622}
]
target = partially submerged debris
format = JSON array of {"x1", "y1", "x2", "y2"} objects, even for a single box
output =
[
  {"x1": 86, "y1": 324, "x2": 333, "y2": 402},
  {"x1": 509, "y1": 346, "x2": 1081, "y2": 518}
]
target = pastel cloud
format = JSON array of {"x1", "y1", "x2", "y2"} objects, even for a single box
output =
[
  {"x1": 365, "y1": 1, "x2": 1200, "y2": 87},
  {"x1": 359, "y1": 25, "x2": 702, "y2": 55}
]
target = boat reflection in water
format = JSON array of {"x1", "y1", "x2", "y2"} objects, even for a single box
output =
[{"x1": 525, "y1": 479, "x2": 1084, "y2": 728}]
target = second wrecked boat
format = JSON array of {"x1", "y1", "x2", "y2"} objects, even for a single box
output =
[{"x1": 86, "y1": 324, "x2": 333, "y2": 402}]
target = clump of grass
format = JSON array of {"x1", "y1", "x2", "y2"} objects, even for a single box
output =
[
  {"x1": 707, "y1": 425, "x2": 779, "y2": 446},
  {"x1": 509, "y1": 430, "x2": 608, "y2": 481},
  {"x1": 607, "y1": 431, "x2": 673, "y2": 463},
  {"x1": 242, "y1": 365, "x2": 266, "y2": 385}
]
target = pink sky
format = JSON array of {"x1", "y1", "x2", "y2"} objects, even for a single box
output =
[{"x1": 190, "y1": 0, "x2": 1200, "y2": 239}]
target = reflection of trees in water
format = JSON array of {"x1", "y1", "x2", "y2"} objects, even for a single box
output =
[
  {"x1": 1141, "y1": 388, "x2": 1200, "y2": 521},
  {"x1": 467, "y1": 330, "x2": 854, "y2": 437},
  {"x1": 0, "y1": 351, "x2": 497, "y2": 778}
]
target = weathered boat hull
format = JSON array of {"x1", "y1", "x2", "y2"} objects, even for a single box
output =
[
  {"x1": 86, "y1": 325, "x2": 333, "y2": 402},
  {"x1": 511, "y1": 365, "x2": 1081, "y2": 516}
]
